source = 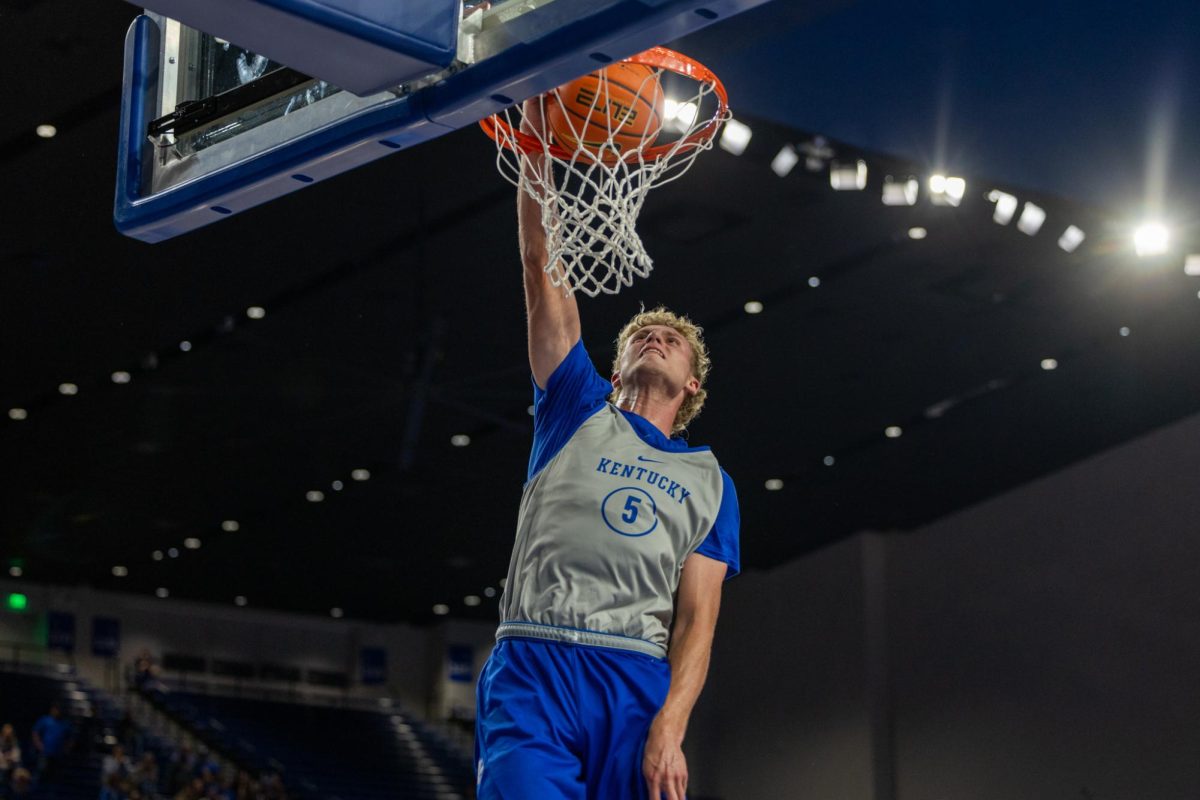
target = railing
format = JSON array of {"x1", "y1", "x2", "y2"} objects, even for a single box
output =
[{"x1": 0, "y1": 640, "x2": 75, "y2": 673}]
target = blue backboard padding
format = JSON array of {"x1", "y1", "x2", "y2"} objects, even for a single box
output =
[
  {"x1": 116, "y1": 0, "x2": 778, "y2": 242},
  {"x1": 134, "y1": 0, "x2": 460, "y2": 95}
]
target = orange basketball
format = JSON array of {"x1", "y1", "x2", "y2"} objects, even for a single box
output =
[{"x1": 546, "y1": 62, "x2": 665, "y2": 158}]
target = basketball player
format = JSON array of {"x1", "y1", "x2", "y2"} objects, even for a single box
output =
[{"x1": 473, "y1": 99, "x2": 740, "y2": 800}]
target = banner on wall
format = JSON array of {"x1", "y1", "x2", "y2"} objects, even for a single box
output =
[
  {"x1": 47, "y1": 611, "x2": 76, "y2": 653},
  {"x1": 360, "y1": 647, "x2": 387, "y2": 685},
  {"x1": 91, "y1": 617, "x2": 120, "y2": 658},
  {"x1": 447, "y1": 644, "x2": 474, "y2": 683}
]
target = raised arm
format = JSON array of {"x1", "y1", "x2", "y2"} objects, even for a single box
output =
[{"x1": 518, "y1": 97, "x2": 580, "y2": 388}]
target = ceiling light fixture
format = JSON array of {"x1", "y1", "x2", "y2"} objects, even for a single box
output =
[
  {"x1": 884, "y1": 426, "x2": 903, "y2": 438},
  {"x1": 1058, "y1": 225, "x2": 1086, "y2": 252},
  {"x1": 764, "y1": 478, "x2": 783, "y2": 491},
  {"x1": 881, "y1": 176, "x2": 918, "y2": 206},
  {"x1": 1133, "y1": 222, "x2": 1169, "y2": 257},
  {"x1": 221, "y1": 520, "x2": 239, "y2": 532},
  {"x1": 743, "y1": 300, "x2": 763, "y2": 314},
  {"x1": 36, "y1": 124, "x2": 57, "y2": 138},
  {"x1": 432, "y1": 603, "x2": 450, "y2": 616},
  {"x1": 719, "y1": 119, "x2": 752, "y2": 155},
  {"x1": 8, "y1": 408, "x2": 28, "y2": 421},
  {"x1": 450, "y1": 434, "x2": 471, "y2": 447},
  {"x1": 111, "y1": 371, "x2": 132, "y2": 384},
  {"x1": 112, "y1": 566, "x2": 128, "y2": 577},
  {"x1": 770, "y1": 145, "x2": 798, "y2": 177},
  {"x1": 987, "y1": 190, "x2": 1018, "y2": 224},
  {"x1": 351, "y1": 469, "x2": 370, "y2": 481},
  {"x1": 928, "y1": 174, "x2": 965, "y2": 206},
  {"x1": 1016, "y1": 202, "x2": 1046, "y2": 236},
  {"x1": 830, "y1": 159, "x2": 867, "y2": 191}
]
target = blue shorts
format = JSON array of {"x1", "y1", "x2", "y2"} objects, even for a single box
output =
[{"x1": 475, "y1": 637, "x2": 671, "y2": 799}]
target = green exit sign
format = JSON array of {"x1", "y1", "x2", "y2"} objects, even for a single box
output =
[{"x1": 7, "y1": 593, "x2": 27, "y2": 611}]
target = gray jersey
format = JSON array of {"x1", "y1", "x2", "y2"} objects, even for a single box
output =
[{"x1": 497, "y1": 341, "x2": 740, "y2": 658}]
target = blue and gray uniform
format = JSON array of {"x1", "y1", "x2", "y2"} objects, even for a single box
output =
[{"x1": 476, "y1": 340, "x2": 740, "y2": 799}]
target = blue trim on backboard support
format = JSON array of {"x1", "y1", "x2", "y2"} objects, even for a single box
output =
[
  {"x1": 115, "y1": 0, "x2": 778, "y2": 243},
  {"x1": 133, "y1": 0, "x2": 461, "y2": 96}
]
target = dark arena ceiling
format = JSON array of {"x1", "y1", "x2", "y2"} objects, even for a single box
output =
[{"x1": 2, "y1": 1, "x2": 1199, "y2": 624}]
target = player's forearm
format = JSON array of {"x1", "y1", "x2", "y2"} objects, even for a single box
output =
[{"x1": 655, "y1": 613, "x2": 717, "y2": 741}]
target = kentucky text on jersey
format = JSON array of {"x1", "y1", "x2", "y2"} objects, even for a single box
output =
[{"x1": 595, "y1": 457, "x2": 692, "y2": 503}]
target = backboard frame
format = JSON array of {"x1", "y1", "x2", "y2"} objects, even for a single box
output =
[{"x1": 115, "y1": 0, "x2": 777, "y2": 243}]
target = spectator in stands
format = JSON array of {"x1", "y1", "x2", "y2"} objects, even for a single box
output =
[
  {"x1": 131, "y1": 752, "x2": 158, "y2": 797},
  {"x1": 30, "y1": 702, "x2": 72, "y2": 791},
  {"x1": 0, "y1": 725, "x2": 21, "y2": 783},
  {"x1": 166, "y1": 744, "x2": 197, "y2": 795},
  {"x1": 116, "y1": 712, "x2": 141, "y2": 757},
  {"x1": 132, "y1": 652, "x2": 164, "y2": 693},
  {"x1": 97, "y1": 773, "x2": 124, "y2": 800},
  {"x1": 101, "y1": 744, "x2": 132, "y2": 783},
  {"x1": 174, "y1": 776, "x2": 204, "y2": 800},
  {"x1": 194, "y1": 749, "x2": 219, "y2": 782},
  {"x1": 4, "y1": 767, "x2": 32, "y2": 800}
]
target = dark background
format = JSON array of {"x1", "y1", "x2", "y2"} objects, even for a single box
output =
[{"x1": 2, "y1": 0, "x2": 1198, "y2": 623}]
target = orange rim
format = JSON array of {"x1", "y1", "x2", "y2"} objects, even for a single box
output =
[{"x1": 478, "y1": 45, "x2": 729, "y2": 165}]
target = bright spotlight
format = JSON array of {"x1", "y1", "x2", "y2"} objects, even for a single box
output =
[
  {"x1": 1133, "y1": 223, "x2": 1170, "y2": 257},
  {"x1": 1016, "y1": 202, "x2": 1046, "y2": 236},
  {"x1": 719, "y1": 119, "x2": 752, "y2": 155},
  {"x1": 986, "y1": 190, "x2": 1018, "y2": 225},
  {"x1": 908, "y1": 227, "x2": 928, "y2": 240},
  {"x1": 771, "y1": 145, "x2": 799, "y2": 177},
  {"x1": 830, "y1": 160, "x2": 867, "y2": 191},
  {"x1": 929, "y1": 175, "x2": 965, "y2": 207},
  {"x1": 882, "y1": 176, "x2": 918, "y2": 206},
  {"x1": 1185, "y1": 254, "x2": 1200, "y2": 276}
]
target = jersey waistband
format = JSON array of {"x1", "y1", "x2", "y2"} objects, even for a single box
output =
[{"x1": 495, "y1": 621, "x2": 667, "y2": 659}]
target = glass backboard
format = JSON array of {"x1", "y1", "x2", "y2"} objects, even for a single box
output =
[{"x1": 115, "y1": 0, "x2": 776, "y2": 242}]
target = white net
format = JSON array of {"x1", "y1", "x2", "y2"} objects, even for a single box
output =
[{"x1": 483, "y1": 50, "x2": 729, "y2": 297}]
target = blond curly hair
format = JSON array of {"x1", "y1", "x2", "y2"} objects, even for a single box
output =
[{"x1": 609, "y1": 307, "x2": 711, "y2": 436}]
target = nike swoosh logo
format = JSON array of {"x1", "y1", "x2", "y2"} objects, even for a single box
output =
[{"x1": 636, "y1": 455, "x2": 665, "y2": 463}]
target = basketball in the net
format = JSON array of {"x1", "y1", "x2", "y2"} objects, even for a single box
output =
[{"x1": 546, "y1": 62, "x2": 665, "y2": 157}]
